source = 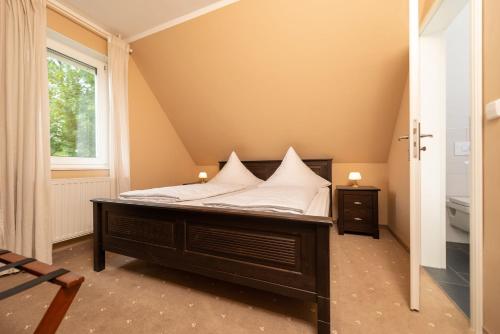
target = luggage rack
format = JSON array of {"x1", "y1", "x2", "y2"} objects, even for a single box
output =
[{"x1": 0, "y1": 249, "x2": 84, "y2": 334}]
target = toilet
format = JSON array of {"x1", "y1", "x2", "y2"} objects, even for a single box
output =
[{"x1": 447, "y1": 196, "x2": 470, "y2": 232}]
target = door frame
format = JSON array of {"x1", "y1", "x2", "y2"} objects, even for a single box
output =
[
  {"x1": 408, "y1": 0, "x2": 421, "y2": 312},
  {"x1": 409, "y1": 0, "x2": 483, "y2": 331},
  {"x1": 469, "y1": 0, "x2": 483, "y2": 332}
]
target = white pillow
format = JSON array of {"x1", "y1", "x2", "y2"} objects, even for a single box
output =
[
  {"x1": 209, "y1": 151, "x2": 262, "y2": 186},
  {"x1": 262, "y1": 147, "x2": 331, "y2": 188}
]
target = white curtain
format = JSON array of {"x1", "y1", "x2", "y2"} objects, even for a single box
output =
[
  {"x1": 0, "y1": 0, "x2": 52, "y2": 263},
  {"x1": 108, "y1": 36, "x2": 131, "y2": 195}
]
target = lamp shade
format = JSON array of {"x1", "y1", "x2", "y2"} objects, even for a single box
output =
[
  {"x1": 348, "y1": 172, "x2": 362, "y2": 181},
  {"x1": 198, "y1": 171, "x2": 208, "y2": 179}
]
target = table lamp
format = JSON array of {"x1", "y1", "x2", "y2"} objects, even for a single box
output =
[
  {"x1": 348, "y1": 172, "x2": 362, "y2": 187},
  {"x1": 198, "y1": 171, "x2": 208, "y2": 183}
]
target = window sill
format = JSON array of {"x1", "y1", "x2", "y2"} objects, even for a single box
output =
[{"x1": 51, "y1": 165, "x2": 109, "y2": 171}]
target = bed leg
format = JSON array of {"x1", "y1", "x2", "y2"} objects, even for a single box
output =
[
  {"x1": 93, "y1": 203, "x2": 105, "y2": 272},
  {"x1": 316, "y1": 225, "x2": 331, "y2": 334},
  {"x1": 317, "y1": 296, "x2": 331, "y2": 334}
]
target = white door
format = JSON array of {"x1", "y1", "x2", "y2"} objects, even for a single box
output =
[
  {"x1": 409, "y1": 0, "x2": 470, "y2": 312},
  {"x1": 410, "y1": 2, "x2": 483, "y2": 330}
]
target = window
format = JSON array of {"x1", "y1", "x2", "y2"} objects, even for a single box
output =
[{"x1": 47, "y1": 38, "x2": 108, "y2": 169}]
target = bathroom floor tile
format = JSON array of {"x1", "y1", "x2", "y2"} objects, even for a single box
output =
[
  {"x1": 456, "y1": 271, "x2": 469, "y2": 283},
  {"x1": 425, "y1": 267, "x2": 468, "y2": 287},
  {"x1": 447, "y1": 246, "x2": 470, "y2": 273},
  {"x1": 439, "y1": 282, "x2": 470, "y2": 317},
  {"x1": 447, "y1": 241, "x2": 470, "y2": 255},
  {"x1": 425, "y1": 242, "x2": 470, "y2": 318}
]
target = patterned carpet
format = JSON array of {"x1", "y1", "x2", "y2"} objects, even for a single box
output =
[{"x1": 0, "y1": 227, "x2": 469, "y2": 333}]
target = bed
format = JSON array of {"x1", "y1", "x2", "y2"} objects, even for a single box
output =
[{"x1": 92, "y1": 159, "x2": 333, "y2": 334}]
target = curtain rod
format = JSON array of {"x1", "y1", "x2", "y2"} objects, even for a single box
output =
[{"x1": 47, "y1": 0, "x2": 112, "y2": 41}]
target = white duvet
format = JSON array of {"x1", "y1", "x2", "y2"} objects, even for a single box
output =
[
  {"x1": 202, "y1": 185, "x2": 320, "y2": 214},
  {"x1": 119, "y1": 183, "x2": 248, "y2": 204}
]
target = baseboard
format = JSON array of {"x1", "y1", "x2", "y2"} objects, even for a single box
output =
[
  {"x1": 382, "y1": 225, "x2": 410, "y2": 253},
  {"x1": 53, "y1": 234, "x2": 93, "y2": 252}
]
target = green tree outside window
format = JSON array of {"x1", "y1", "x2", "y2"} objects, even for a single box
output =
[{"x1": 48, "y1": 51, "x2": 97, "y2": 158}]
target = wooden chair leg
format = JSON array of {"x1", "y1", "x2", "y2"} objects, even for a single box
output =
[{"x1": 34, "y1": 283, "x2": 82, "y2": 334}]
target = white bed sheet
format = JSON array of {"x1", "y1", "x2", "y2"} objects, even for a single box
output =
[
  {"x1": 119, "y1": 183, "x2": 248, "y2": 204},
  {"x1": 176, "y1": 186, "x2": 331, "y2": 217},
  {"x1": 306, "y1": 187, "x2": 331, "y2": 217}
]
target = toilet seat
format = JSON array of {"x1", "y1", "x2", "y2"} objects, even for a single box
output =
[
  {"x1": 449, "y1": 196, "x2": 470, "y2": 207},
  {"x1": 447, "y1": 196, "x2": 470, "y2": 233}
]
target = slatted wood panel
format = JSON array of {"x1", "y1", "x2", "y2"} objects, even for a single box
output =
[
  {"x1": 186, "y1": 223, "x2": 299, "y2": 269},
  {"x1": 106, "y1": 214, "x2": 175, "y2": 248}
]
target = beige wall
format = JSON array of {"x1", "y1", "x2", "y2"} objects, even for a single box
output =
[
  {"x1": 420, "y1": 0, "x2": 437, "y2": 22},
  {"x1": 131, "y1": 0, "x2": 409, "y2": 165},
  {"x1": 47, "y1": 8, "x2": 107, "y2": 55},
  {"x1": 387, "y1": 80, "x2": 410, "y2": 247},
  {"x1": 50, "y1": 170, "x2": 110, "y2": 179},
  {"x1": 483, "y1": 0, "x2": 500, "y2": 332},
  {"x1": 128, "y1": 58, "x2": 199, "y2": 189}
]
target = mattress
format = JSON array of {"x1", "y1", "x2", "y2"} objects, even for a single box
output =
[{"x1": 176, "y1": 186, "x2": 331, "y2": 217}]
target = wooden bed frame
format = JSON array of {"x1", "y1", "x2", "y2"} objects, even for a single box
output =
[{"x1": 92, "y1": 159, "x2": 333, "y2": 333}]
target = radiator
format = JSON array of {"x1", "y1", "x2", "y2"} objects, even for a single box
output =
[{"x1": 50, "y1": 177, "x2": 113, "y2": 243}]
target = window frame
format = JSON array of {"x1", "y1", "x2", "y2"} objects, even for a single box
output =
[{"x1": 47, "y1": 37, "x2": 109, "y2": 170}]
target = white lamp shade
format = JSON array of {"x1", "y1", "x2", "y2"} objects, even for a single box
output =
[
  {"x1": 198, "y1": 171, "x2": 208, "y2": 179},
  {"x1": 348, "y1": 172, "x2": 362, "y2": 181}
]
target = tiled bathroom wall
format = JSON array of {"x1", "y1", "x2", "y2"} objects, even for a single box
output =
[{"x1": 445, "y1": 5, "x2": 470, "y2": 244}]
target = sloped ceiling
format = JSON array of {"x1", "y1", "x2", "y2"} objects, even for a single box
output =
[{"x1": 131, "y1": 0, "x2": 409, "y2": 165}]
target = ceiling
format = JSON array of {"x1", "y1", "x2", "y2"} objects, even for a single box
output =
[
  {"x1": 131, "y1": 0, "x2": 409, "y2": 165},
  {"x1": 57, "y1": 0, "x2": 229, "y2": 40}
]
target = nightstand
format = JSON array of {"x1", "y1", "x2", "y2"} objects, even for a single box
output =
[{"x1": 336, "y1": 186, "x2": 380, "y2": 239}]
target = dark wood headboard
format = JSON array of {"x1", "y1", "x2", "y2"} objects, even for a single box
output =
[{"x1": 218, "y1": 159, "x2": 333, "y2": 216}]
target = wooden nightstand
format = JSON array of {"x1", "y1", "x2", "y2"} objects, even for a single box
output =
[{"x1": 336, "y1": 186, "x2": 380, "y2": 239}]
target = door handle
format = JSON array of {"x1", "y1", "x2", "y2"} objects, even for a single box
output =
[
  {"x1": 398, "y1": 135, "x2": 409, "y2": 141},
  {"x1": 398, "y1": 134, "x2": 411, "y2": 161},
  {"x1": 398, "y1": 127, "x2": 433, "y2": 159},
  {"x1": 419, "y1": 133, "x2": 433, "y2": 154},
  {"x1": 415, "y1": 122, "x2": 434, "y2": 160}
]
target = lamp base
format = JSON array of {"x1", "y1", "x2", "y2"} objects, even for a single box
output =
[{"x1": 351, "y1": 181, "x2": 359, "y2": 188}]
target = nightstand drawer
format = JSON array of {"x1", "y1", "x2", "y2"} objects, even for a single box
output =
[
  {"x1": 344, "y1": 193, "x2": 373, "y2": 209},
  {"x1": 344, "y1": 208, "x2": 372, "y2": 223},
  {"x1": 344, "y1": 219, "x2": 376, "y2": 233}
]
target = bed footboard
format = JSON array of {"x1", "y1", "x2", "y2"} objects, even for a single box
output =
[{"x1": 92, "y1": 199, "x2": 332, "y2": 334}]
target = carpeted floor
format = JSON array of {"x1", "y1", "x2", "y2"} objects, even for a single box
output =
[{"x1": 0, "y1": 227, "x2": 469, "y2": 333}]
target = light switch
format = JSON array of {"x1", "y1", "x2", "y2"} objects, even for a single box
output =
[
  {"x1": 486, "y1": 99, "x2": 500, "y2": 120},
  {"x1": 454, "y1": 141, "x2": 470, "y2": 156}
]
